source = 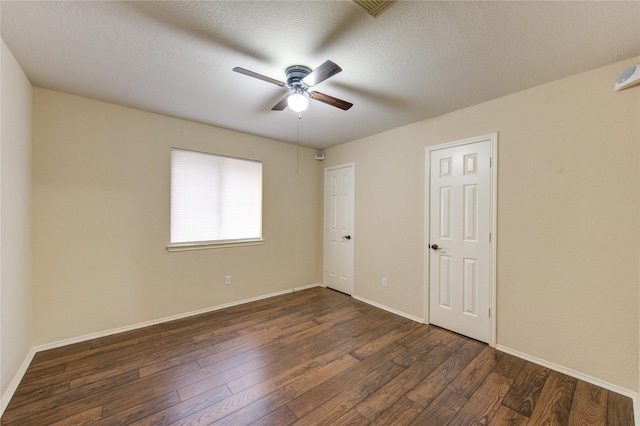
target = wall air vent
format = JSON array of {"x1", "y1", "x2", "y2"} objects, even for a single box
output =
[{"x1": 352, "y1": 0, "x2": 398, "y2": 18}]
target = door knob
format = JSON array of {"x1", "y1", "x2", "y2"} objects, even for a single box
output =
[
  {"x1": 430, "y1": 244, "x2": 440, "y2": 250},
  {"x1": 342, "y1": 235, "x2": 351, "y2": 240}
]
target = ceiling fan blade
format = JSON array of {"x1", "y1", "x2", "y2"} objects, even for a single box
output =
[
  {"x1": 302, "y1": 60, "x2": 342, "y2": 87},
  {"x1": 233, "y1": 67, "x2": 286, "y2": 87},
  {"x1": 309, "y1": 91, "x2": 353, "y2": 110},
  {"x1": 271, "y1": 95, "x2": 289, "y2": 111}
]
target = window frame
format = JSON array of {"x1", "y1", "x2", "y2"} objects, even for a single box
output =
[{"x1": 167, "y1": 148, "x2": 264, "y2": 252}]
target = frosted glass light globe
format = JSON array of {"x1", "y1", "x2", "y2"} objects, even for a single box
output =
[{"x1": 288, "y1": 92, "x2": 308, "y2": 112}]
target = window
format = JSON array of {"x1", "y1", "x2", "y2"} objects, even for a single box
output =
[{"x1": 169, "y1": 148, "x2": 262, "y2": 250}]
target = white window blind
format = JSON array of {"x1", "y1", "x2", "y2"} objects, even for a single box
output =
[{"x1": 170, "y1": 148, "x2": 262, "y2": 245}]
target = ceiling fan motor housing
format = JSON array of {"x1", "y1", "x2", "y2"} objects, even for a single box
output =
[{"x1": 286, "y1": 65, "x2": 311, "y2": 89}]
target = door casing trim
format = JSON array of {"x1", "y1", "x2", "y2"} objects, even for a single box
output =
[{"x1": 424, "y1": 133, "x2": 498, "y2": 347}]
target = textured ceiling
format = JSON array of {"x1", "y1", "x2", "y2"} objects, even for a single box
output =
[{"x1": 2, "y1": 1, "x2": 639, "y2": 149}]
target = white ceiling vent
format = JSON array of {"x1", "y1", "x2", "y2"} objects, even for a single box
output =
[{"x1": 352, "y1": 0, "x2": 398, "y2": 18}]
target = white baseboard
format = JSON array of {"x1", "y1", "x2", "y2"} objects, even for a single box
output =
[
  {"x1": 497, "y1": 344, "x2": 639, "y2": 424},
  {"x1": 1, "y1": 347, "x2": 36, "y2": 416},
  {"x1": 35, "y1": 283, "x2": 323, "y2": 353},
  {"x1": 351, "y1": 294, "x2": 424, "y2": 323}
]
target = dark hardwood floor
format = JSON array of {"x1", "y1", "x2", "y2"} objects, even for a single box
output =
[{"x1": 1, "y1": 287, "x2": 634, "y2": 425}]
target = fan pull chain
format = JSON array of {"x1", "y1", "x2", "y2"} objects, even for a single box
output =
[{"x1": 296, "y1": 113, "x2": 301, "y2": 175}]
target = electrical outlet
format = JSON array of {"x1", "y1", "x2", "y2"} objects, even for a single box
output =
[
  {"x1": 225, "y1": 275, "x2": 231, "y2": 285},
  {"x1": 382, "y1": 277, "x2": 388, "y2": 288}
]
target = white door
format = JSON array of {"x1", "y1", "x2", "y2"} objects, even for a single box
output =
[
  {"x1": 324, "y1": 164, "x2": 355, "y2": 295},
  {"x1": 427, "y1": 136, "x2": 496, "y2": 343}
]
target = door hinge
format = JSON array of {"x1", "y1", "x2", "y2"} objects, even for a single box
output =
[
  {"x1": 489, "y1": 233, "x2": 492, "y2": 243},
  {"x1": 489, "y1": 157, "x2": 492, "y2": 168},
  {"x1": 489, "y1": 308, "x2": 491, "y2": 318}
]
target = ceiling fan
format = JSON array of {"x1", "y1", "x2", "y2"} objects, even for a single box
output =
[{"x1": 233, "y1": 60, "x2": 353, "y2": 113}]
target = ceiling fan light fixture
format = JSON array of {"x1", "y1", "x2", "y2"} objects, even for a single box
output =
[
  {"x1": 288, "y1": 91, "x2": 308, "y2": 112},
  {"x1": 233, "y1": 60, "x2": 352, "y2": 112}
]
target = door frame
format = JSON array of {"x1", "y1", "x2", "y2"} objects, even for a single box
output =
[
  {"x1": 323, "y1": 162, "x2": 356, "y2": 295},
  {"x1": 424, "y1": 133, "x2": 498, "y2": 346}
]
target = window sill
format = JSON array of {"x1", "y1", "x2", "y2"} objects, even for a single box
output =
[{"x1": 166, "y1": 239, "x2": 265, "y2": 252}]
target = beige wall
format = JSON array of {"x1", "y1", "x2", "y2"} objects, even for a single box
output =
[
  {"x1": 32, "y1": 88, "x2": 323, "y2": 345},
  {"x1": 324, "y1": 58, "x2": 640, "y2": 392},
  {"x1": 1, "y1": 40, "x2": 33, "y2": 402}
]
